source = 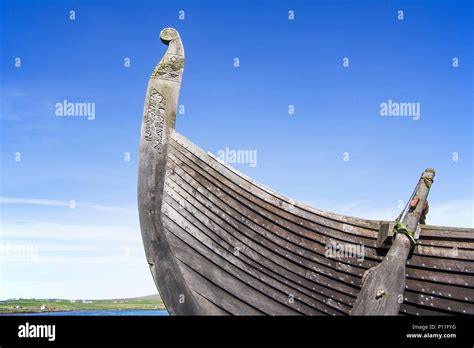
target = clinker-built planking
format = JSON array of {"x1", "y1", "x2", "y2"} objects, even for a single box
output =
[{"x1": 138, "y1": 28, "x2": 474, "y2": 316}]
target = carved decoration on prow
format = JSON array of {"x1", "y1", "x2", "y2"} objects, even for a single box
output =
[
  {"x1": 144, "y1": 88, "x2": 166, "y2": 151},
  {"x1": 152, "y1": 28, "x2": 184, "y2": 82}
]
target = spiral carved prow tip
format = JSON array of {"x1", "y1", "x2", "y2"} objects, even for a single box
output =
[
  {"x1": 160, "y1": 27, "x2": 180, "y2": 45},
  {"x1": 151, "y1": 27, "x2": 184, "y2": 82}
]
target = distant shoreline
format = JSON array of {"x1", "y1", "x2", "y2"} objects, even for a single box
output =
[
  {"x1": 0, "y1": 308, "x2": 166, "y2": 315},
  {"x1": 0, "y1": 295, "x2": 165, "y2": 314}
]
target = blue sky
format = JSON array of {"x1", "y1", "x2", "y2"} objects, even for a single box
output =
[{"x1": 0, "y1": 0, "x2": 472, "y2": 300}]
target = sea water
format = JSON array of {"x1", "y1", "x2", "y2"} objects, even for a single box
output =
[{"x1": 3, "y1": 309, "x2": 168, "y2": 316}]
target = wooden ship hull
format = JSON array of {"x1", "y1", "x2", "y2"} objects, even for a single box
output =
[{"x1": 138, "y1": 28, "x2": 474, "y2": 316}]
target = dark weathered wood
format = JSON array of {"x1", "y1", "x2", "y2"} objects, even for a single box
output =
[
  {"x1": 400, "y1": 302, "x2": 453, "y2": 316},
  {"x1": 416, "y1": 238, "x2": 474, "y2": 249},
  {"x1": 405, "y1": 278, "x2": 474, "y2": 302},
  {"x1": 351, "y1": 169, "x2": 436, "y2": 315},
  {"x1": 403, "y1": 290, "x2": 473, "y2": 314},
  {"x1": 420, "y1": 225, "x2": 474, "y2": 240},
  {"x1": 413, "y1": 245, "x2": 474, "y2": 262},
  {"x1": 405, "y1": 267, "x2": 474, "y2": 286}
]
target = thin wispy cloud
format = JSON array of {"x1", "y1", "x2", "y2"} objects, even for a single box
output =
[
  {"x1": 317, "y1": 199, "x2": 473, "y2": 228},
  {"x1": 0, "y1": 197, "x2": 137, "y2": 215},
  {"x1": 1, "y1": 0, "x2": 471, "y2": 303},
  {"x1": 0, "y1": 197, "x2": 144, "y2": 299},
  {"x1": 0, "y1": 197, "x2": 69, "y2": 207},
  {"x1": 0, "y1": 221, "x2": 152, "y2": 300},
  {"x1": 427, "y1": 200, "x2": 474, "y2": 228}
]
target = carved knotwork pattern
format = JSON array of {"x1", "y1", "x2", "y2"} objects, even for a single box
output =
[
  {"x1": 144, "y1": 88, "x2": 166, "y2": 151},
  {"x1": 152, "y1": 56, "x2": 183, "y2": 81}
]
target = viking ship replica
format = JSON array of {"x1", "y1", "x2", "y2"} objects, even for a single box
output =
[{"x1": 138, "y1": 28, "x2": 474, "y2": 316}]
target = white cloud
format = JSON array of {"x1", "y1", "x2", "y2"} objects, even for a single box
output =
[
  {"x1": 0, "y1": 197, "x2": 148, "y2": 300},
  {"x1": 0, "y1": 220, "x2": 156, "y2": 300},
  {"x1": 0, "y1": 197, "x2": 69, "y2": 207}
]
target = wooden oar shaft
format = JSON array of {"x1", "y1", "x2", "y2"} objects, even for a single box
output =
[{"x1": 351, "y1": 168, "x2": 435, "y2": 315}]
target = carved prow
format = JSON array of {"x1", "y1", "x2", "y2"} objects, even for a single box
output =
[
  {"x1": 152, "y1": 28, "x2": 185, "y2": 85},
  {"x1": 137, "y1": 28, "x2": 202, "y2": 315}
]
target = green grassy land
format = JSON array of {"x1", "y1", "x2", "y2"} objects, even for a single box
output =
[{"x1": 0, "y1": 294, "x2": 165, "y2": 314}]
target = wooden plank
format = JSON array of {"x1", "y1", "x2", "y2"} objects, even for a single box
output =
[
  {"x1": 406, "y1": 267, "x2": 474, "y2": 287},
  {"x1": 403, "y1": 290, "x2": 472, "y2": 314},
  {"x1": 405, "y1": 278, "x2": 474, "y2": 303},
  {"x1": 416, "y1": 238, "x2": 474, "y2": 249},
  {"x1": 399, "y1": 303, "x2": 452, "y2": 316},
  {"x1": 420, "y1": 225, "x2": 474, "y2": 240},
  {"x1": 174, "y1": 249, "x2": 265, "y2": 315},
  {"x1": 408, "y1": 254, "x2": 474, "y2": 274},
  {"x1": 413, "y1": 245, "x2": 474, "y2": 263},
  {"x1": 177, "y1": 260, "x2": 258, "y2": 316},
  {"x1": 189, "y1": 289, "x2": 229, "y2": 315}
]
